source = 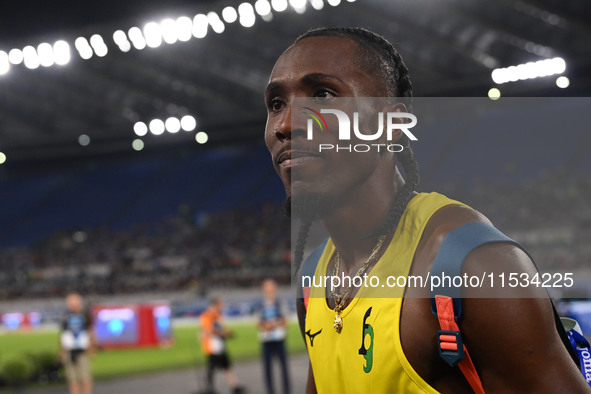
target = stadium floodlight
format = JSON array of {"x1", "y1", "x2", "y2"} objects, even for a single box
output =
[
  {"x1": 488, "y1": 87, "x2": 501, "y2": 100},
  {"x1": 0, "y1": 152, "x2": 6, "y2": 164},
  {"x1": 255, "y1": 0, "x2": 272, "y2": 16},
  {"x1": 180, "y1": 115, "x2": 197, "y2": 131},
  {"x1": 289, "y1": 0, "x2": 306, "y2": 13},
  {"x1": 238, "y1": 3, "x2": 256, "y2": 28},
  {"x1": 8, "y1": 48, "x2": 23, "y2": 65},
  {"x1": 37, "y1": 43, "x2": 55, "y2": 67},
  {"x1": 113, "y1": 30, "x2": 132, "y2": 52},
  {"x1": 149, "y1": 119, "x2": 165, "y2": 135},
  {"x1": 0, "y1": 51, "x2": 9, "y2": 75},
  {"x1": 207, "y1": 12, "x2": 225, "y2": 34},
  {"x1": 271, "y1": 0, "x2": 288, "y2": 12},
  {"x1": 165, "y1": 117, "x2": 181, "y2": 133},
  {"x1": 175, "y1": 16, "x2": 193, "y2": 42},
  {"x1": 160, "y1": 19, "x2": 178, "y2": 44},
  {"x1": 132, "y1": 139, "x2": 145, "y2": 151},
  {"x1": 89, "y1": 35, "x2": 108, "y2": 57},
  {"x1": 327, "y1": 0, "x2": 341, "y2": 6},
  {"x1": 222, "y1": 6, "x2": 238, "y2": 23},
  {"x1": 78, "y1": 134, "x2": 91, "y2": 146},
  {"x1": 144, "y1": 22, "x2": 163, "y2": 48},
  {"x1": 195, "y1": 131, "x2": 208, "y2": 144},
  {"x1": 75, "y1": 37, "x2": 93, "y2": 60},
  {"x1": 128, "y1": 27, "x2": 147, "y2": 50},
  {"x1": 193, "y1": 14, "x2": 209, "y2": 38},
  {"x1": 556, "y1": 76, "x2": 570, "y2": 88},
  {"x1": 53, "y1": 41, "x2": 71, "y2": 65},
  {"x1": 23, "y1": 45, "x2": 40, "y2": 69},
  {"x1": 491, "y1": 57, "x2": 566, "y2": 84},
  {"x1": 310, "y1": 0, "x2": 324, "y2": 10},
  {"x1": 134, "y1": 121, "x2": 148, "y2": 136}
]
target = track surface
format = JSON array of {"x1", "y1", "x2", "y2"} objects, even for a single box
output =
[{"x1": 24, "y1": 353, "x2": 308, "y2": 394}]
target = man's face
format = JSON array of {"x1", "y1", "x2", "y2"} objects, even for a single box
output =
[{"x1": 264, "y1": 36, "x2": 388, "y2": 220}]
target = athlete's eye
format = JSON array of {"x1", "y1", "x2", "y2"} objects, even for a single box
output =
[
  {"x1": 268, "y1": 98, "x2": 284, "y2": 112},
  {"x1": 312, "y1": 89, "x2": 336, "y2": 101}
]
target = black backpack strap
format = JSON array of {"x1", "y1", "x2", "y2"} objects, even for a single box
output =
[{"x1": 297, "y1": 238, "x2": 329, "y2": 310}]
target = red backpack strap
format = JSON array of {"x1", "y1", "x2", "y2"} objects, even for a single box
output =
[{"x1": 435, "y1": 295, "x2": 485, "y2": 394}]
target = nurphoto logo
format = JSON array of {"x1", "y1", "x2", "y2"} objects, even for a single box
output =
[{"x1": 303, "y1": 105, "x2": 418, "y2": 153}]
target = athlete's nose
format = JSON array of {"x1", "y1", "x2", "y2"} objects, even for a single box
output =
[{"x1": 274, "y1": 103, "x2": 307, "y2": 142}]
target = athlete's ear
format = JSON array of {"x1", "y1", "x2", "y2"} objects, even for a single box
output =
[{"x1": 380, "y1": 102, "x2": 408, "y2": 144}]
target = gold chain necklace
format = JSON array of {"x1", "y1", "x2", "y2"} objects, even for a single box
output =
[{"x1": 331, "y1": 234, "x2": 387, "y2": 333}]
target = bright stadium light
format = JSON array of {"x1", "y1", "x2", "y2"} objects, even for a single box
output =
[
  {"x1": 37, "y1": 43, "x2": 55, "y2": 67},
  {"x1": 134, "y1": 121, "x2": 148, "y2": 136},
  {"x1": 180, "y1": 115, "x2": 197, "y2": 131},
  {"x1": 327, "y1": 0, "x2": 341, "y2": 6},
  {"x1": 23, "y1": 46, "x2": 40, "y2": 69},
  {"x1": 0, "y1": 51, "x2": 9, "y2": 75},
  {"x1": 113, "y1": 30, "x2": 132, "y2": 52},
  {"x1": 556, "y1": 76, "x2": 570, "y2": 88},
  {"x1": 0, "y1": 152, "x2": 6, "y2": 164},
  {"x1": 132, "y1": 139, "x2": 145, "y2": 151},
  {"x1": 491, "y1": 57, "x2": 566, "y2": 84},
  {"x1": 207, "y1": 12, "x2": 225, "y2": 34},
  {"x1": 160, "y1": 19, "x2": 178, "y2": 44},
  {"x1": 175, "y1": 16, "x2": 193, "y2": 42},
  {"x1": 193, "y1": 14, "x2": 209, "y2": 38},
  {"x1": 75, "y1": 37, "x2": 93, "y2": 59},
  {"x1": 144, "y1": 22, "x2": 163, "y2": 48},
  {"x1": 149, "y1": 119, "x2": 165, "y2": 135},
  {"x1": 289, "y1": 0, "x2": 306, "y2": 13},
  {"x1": 89, "y1": 35, "x2": 108, "y2": 57},
  {"x1": 222, "y1": 6, "x2": 238, "y2": 23},
  {"x1": 195, "y1": 131, "x2": 208, "y2": 144},
  {"x1": 165, "y1": 117, "x2": 181, "y2": 133},
  {"x1": 271, "y1": 0, "x2": 288, "y2": 12},
  {"x1": 128, "y1": 27, "x2": 147, "y2": 50},
  {"x1": 238, "y1": 3, "x2": 256, "y2": 28},
  {"x1": 310, "y1": 0, "x2": 324, "y2": 10},
  {"x1": 8, "y1": 48, "x2": 23, "y2": 65},
  {"x1": 255, "y1": 0, "x2": 272, "y2": 16},
  {"x1": 53, "y1": 40, "x2": 71, "y2": 65},
  {"x1": 488, "y1": 88, "x2": 501, "y2": 100},
  {"x1": 78, "y1": 134, "x2": 91, "y2": 146}
]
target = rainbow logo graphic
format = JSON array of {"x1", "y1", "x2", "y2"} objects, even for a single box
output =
[{"x1": 302, "y1": 107, "x2": 329, "y2": 132}]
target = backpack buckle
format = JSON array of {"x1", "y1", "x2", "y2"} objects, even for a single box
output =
[{"x1": 437, "y1": 330, "x2": 465, "y2": 367}]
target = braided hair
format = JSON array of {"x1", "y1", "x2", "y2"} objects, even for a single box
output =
[{"x1": 292, "y1": 27, "x2": 420, "y2": 272}]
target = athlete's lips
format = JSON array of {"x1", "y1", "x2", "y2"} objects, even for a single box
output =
[{"x1": 276, "y1": 149, "x2": 322, "y2": 168}]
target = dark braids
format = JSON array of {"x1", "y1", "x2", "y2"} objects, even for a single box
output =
[{"x1": 291, "y1": 27, "x2": 420, "y2": 273}]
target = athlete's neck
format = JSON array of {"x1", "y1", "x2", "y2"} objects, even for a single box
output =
[{"x1": 322, "y1": 169, "x2": 405, "y2": 270}]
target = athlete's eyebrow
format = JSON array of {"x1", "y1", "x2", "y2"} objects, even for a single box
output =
[
  {"x1": 265, "y1": 81, "x2": 282, "y2": 97},
  {"x1": 301, "y1": 73, "x2": 345, "y2": 86},
  {"x1": 265, "y1": 73, "x2": 345, "y2": 97}
]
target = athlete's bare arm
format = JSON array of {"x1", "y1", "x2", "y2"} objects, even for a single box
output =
[{"x1": 403, "y1": 205, "x2": 590, "y2": 393}]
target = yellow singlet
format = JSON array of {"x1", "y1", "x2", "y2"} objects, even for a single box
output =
[{"x1": 305, "y1": 192, "x2": 465, "y2": 393}]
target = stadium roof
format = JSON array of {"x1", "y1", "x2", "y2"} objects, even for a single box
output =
[{"x1": 0, "y1": 0, "x2": 589, "y2": 162}]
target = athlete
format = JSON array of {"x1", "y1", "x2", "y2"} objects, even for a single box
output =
[{"x1": 263, "y1": 27, "x2": 590, "y2": 393}]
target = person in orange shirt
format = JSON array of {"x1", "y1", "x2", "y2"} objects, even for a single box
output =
[{"x1": 199, "y1": 297, "x2": 245, "y2": 394}]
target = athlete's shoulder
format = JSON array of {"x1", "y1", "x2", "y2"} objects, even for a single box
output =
[{"x1": 419, "y1": 195, "x2": 491, "y2": 247}]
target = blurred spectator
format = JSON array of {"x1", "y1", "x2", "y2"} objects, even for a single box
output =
[
  {"x1": 199, "y1": 297, "x2": 245, "y2": 394},
  {"x1": 259, "y1": 279, "x2": 290, "y2": 394},
  {"x1": 59, "y1": 292, "x2": 94, "y2": 394}
]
